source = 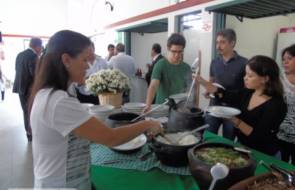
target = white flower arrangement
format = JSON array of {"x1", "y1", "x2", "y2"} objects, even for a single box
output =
[{"x1": 85, "y1": 69, "x2": 130, "y2": 94}]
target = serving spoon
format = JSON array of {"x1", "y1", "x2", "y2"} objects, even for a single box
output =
[
  {"x1": 208, "y1": 163, "x2": 229, "y2": 190},
  {"x1": 131, "y1": 99, "x2": 169, "y2": 122}
]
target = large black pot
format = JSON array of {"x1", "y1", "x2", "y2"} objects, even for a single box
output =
[
  {"x1": 187, "y1": 142, "x2": 257, "y2": 190},
  {"x1": 167, "y1": 100, "x2": 205, "y2": 132},
  {"x1": 105, "y1": 112, "x2": 140, "y2": 128},
  {"x1": 150, "y1": 131, "x2": 203, "y2": 167}
]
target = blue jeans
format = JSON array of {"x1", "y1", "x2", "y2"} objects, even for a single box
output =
[{"x1": 205, "y1": 114, "x2": 236, "y2": 140}]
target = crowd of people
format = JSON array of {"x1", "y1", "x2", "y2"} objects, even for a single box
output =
[{"x1": 5, "y1": 27, "x2": 294, "y2": 189}]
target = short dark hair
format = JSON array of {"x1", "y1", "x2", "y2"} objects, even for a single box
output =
[
  {"x1": 116, "y1": 43, "x2": 125, "y2": 52},
  {"x1": 282, "y1": 44, "x2": 295, "y2": 58},
  {"x1": 247, "y1": 55, "x2": 283, "y2": 98},
  {"x1": 152, "y1": 43, "x2": 161, "y2": 54},
  {"x1": 108, "y1": 44, "x2": 115, "y2": 50},
  {"x1": 167, "y1": 33, "x2": 186, "y2": 48},
  {"x1": 29, "y1": 37, "x2": 42, "y2": 48},
  {"x1": 217, "y1": 28, "x2": 236, "y2": 45}
]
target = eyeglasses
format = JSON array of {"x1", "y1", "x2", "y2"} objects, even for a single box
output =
[{"x1": 169, "y1": 49, "x2": 184, "y2": 55}]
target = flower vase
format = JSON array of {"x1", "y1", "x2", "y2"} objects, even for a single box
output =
[{"x1": 98, "y1": 92, "x2": 123, "y2": 108}]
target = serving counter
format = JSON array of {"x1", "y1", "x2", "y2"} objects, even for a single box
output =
[{"x1": 90, "y1": 131, "x2": 295, "y2": 190}]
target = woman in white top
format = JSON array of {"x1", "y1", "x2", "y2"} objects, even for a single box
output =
[
  {"x1": 277, "y1": 44, "x2": 295, "y2": 164},
  {"x1": 29, "y1": 30, "x2": 162, "y2": 189}
]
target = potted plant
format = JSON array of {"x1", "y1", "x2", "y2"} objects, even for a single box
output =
[{"x1": 85, "y1": 69, "x2": 130, "y2": 108}]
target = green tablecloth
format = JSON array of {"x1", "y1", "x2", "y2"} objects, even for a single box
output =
[{"x1": 91, "y1": 131, "x2": 295, "y2": 190}]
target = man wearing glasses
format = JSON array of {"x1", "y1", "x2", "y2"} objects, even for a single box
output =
[{"x1": 144, "y1": 33, "x2": 191, "y2": 112}]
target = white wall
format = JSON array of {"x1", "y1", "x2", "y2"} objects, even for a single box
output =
[
  {"x1": 226, "y1": 13, "x2": 295, "y2": 60},
  {"x1": 0, "y1": 0, "x2": 68, "y2": 80},
  {"x1": 131, "y1": 32, "x2": 168, "y2": 73},
  {"x1": 0, "y1": 0, "x2": 68, "y2": 36}
]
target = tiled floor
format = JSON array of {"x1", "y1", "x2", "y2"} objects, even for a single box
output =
[{"x1": 0, "y1": 90, "x2": 33, "y2": 189}]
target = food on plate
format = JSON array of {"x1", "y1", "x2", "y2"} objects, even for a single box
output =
[
  {"x1": 194, "y1": 147, "x2": 248, "y2": 167},
  {"x1": 246, "y1": 175, "x2": 294, "y2": 190},
  {"x1": 178, "y1": 134, "x2": 199, "y2": 145}
]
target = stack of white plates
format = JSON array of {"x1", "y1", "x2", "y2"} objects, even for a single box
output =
[
  {"x1": 89, "y1": 104, "x2": 115, "y2": 121},
  {"x1": 122, "y1": 102, "x2": 146, "y2": 114},
  {"x1": 147, "y1": 104, "x2": 169, "y2": 118}
]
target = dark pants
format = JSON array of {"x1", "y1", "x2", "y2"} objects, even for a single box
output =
[
  {"x1": 278, "y1": 139, "x2": 295, "y2": 165},
  {"x1": 19, "y1": 94, "x2": 31, "y2": 141},
  {"x1": 205, "y1": 114, "x2": 236, "y2": 140},
  {"x1": 1, "y1": 90, "x2": 4, "y2": 100}
]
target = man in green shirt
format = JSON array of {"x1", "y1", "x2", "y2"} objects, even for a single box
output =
[{"x1": 144, "y1": 33, "x2": 191, "y2": 111}]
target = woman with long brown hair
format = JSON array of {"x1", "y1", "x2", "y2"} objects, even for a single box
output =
[{"x1": 29, "y1": 30, "x2": 162, "y2": 189}]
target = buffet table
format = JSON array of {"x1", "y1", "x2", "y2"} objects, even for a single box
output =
[{"x1": 90, "y1": 131, "x2": 295, "y2": 190}]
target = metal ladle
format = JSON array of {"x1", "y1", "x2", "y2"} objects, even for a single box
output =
[{"x1": 208, "y1": 163, "x2": 229, "y2": 190}]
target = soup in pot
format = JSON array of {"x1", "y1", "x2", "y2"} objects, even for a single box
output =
[{"x1": 194, "y1": 147, "x2": 248, "y2": 168}]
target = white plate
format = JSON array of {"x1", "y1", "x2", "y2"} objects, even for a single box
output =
[
  {"x1": 112, "y1": 134, "x2": 147, "y2": 151},
  {"x1": 81, "y1": 103, "x2": 94, "y2": 110},
  {"x1": 123, "y1": 102, "x2": 146, "y2": 109},
  {"x1": 207, "y1": 106, "x2": 241, "y2": 118},
  {"x1": 209, "y1": 83, "x2": 226, "y2": 98},
  {"x1": 89, "y1": 105, "x2": 115, "y2": 113}
]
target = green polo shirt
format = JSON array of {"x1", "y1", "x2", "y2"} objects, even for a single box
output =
[{"x1": 151, "y1": 58, "x2": 192, "y2": 104}]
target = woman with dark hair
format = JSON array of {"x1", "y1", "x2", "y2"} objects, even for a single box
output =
[
  {"x1": 277, "y1": 44, "x2": 295, "y2": 164},
  {"x1": 29, "y1": 30, "x2": 162, "y2": 189},
  {"x1": 196, "y1": 55, "x2": 287, "y2": 155}
]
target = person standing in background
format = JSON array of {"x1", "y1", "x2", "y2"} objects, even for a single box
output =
[
  {"x1": 0, "y1": 67, "x2": 7, "y2": 101},
  {"x1": 205, "y1": 28, "x2": 247, "y2": 140},
  {"x1": 144, "y1": 33, "x2": 191, "y2": 112},
  {"x1": 76, "y1": 42, "x2": 108, "y2": 104},
  {"x1": 277, "y1": 44, "x2": 295, "y2": 164},
  {"x1": 105, "y1": 44, "x2": 115, "y2": 62},
  {"x1": 108, "y1": 43, "x2": 136, "y2": 78},
  {"x1": 13, "y1": 37, "x2": 42, "y2": 142},
  {"x1": 145, "y1": 43, "x2": 163, "y2": 86},
  {"x1": 108, "y1": 43, "x2": 136, "y2": 103}
]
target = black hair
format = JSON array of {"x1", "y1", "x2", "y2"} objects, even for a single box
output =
[
  {"x1": 107, "y1": 44, "x2": 115, "y2": 50},
  {"x1": 29, "y1": 37, "x2": 42, "y2": 48},
  {"x1": 167, "y1": 33, "x2": 186, "y2": 48},
  {"x1": 247, "y1": 55, "x2": 283, "y2": 98},
  {"x1": 152, "y1": 43, "x2": 161, "y2": 54},
  {"x1": 282, "y1": 44, "x2": 295, "y2": 59},
  {"x1": 217, "y1": 28, "x2": 236, "y2": 46}
]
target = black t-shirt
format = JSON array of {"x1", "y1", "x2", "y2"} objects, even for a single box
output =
[{"x1": 216, "y1": 88, "x2": 287, "y2": 155}]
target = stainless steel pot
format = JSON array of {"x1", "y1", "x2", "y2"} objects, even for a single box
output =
[{"x1": 167, "y1": 100, "x2": 205, "y2": 132}]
